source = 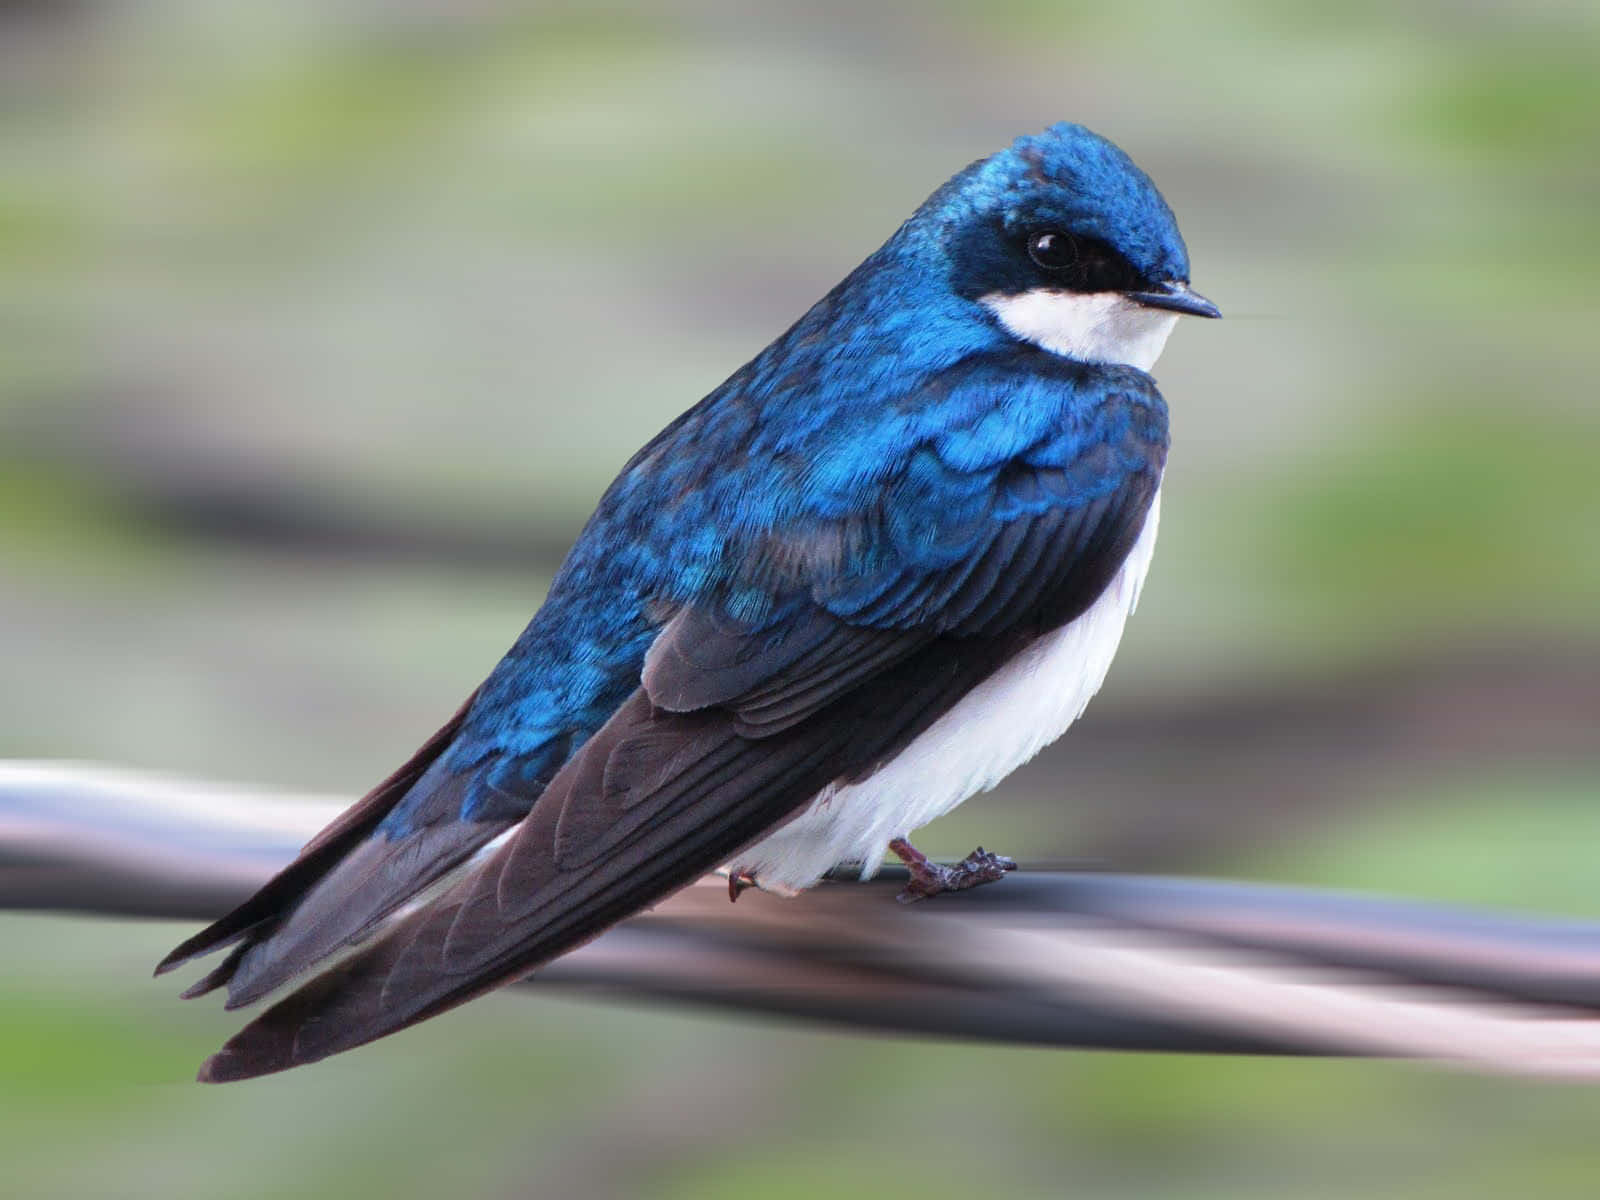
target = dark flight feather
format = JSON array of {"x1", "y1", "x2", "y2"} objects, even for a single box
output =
[{"x1": 154, "y1": 690, "x2": 481, "y2": 981}]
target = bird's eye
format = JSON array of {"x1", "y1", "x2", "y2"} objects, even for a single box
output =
[
  {"x1": 1024, "y1": 231, "x2": 1143, "y2": 293},
  {"x1": 1027, "y1": 231, "x2": 1080, "y2": 271}
]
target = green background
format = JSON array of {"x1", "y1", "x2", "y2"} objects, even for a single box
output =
[{"x1": 2, "y1": 1, "x2": 1599, "y2": 1196}]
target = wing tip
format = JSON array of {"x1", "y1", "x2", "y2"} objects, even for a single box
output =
[
  {"x1": 196, "y1": 1041, "x2": 292, "y2": 1084},
  {"x1": 197, "y1": 985, "x2": 340, "y2": 1083},
  {"x1": 198, "y1": 1018, "x2": 325, "y2": 1082},
  {"x1": 196, "y1": 1021, "x2": 288, "y2": 1083},
  {"x1": 196, "y1": 1050, "x2": 246, "y2": 1084}
]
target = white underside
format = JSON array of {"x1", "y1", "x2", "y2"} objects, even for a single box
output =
[{"x1": 733, "y1": 490, "x2": 1161, "y2": 892}]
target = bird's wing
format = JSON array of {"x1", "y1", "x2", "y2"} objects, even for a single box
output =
[{"x1": 193, "y1": 357, "x2": 1168, "y2": 1081}]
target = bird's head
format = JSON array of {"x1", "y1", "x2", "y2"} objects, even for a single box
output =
[{"x1": 924, "y1": 122, "x2": 1219, "y2": 371}]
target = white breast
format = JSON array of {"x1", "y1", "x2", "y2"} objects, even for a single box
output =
[{"x1": 735, "y1": 489, "x2": 1161, "y2": 892}]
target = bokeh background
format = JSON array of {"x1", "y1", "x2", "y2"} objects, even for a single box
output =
[{"x1": 3, "y1": 1, "x2": 1599, "y2": 1196}]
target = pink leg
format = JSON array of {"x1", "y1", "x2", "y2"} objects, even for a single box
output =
[{"x1": 887, "y1": 838, "x2": 1017, "y2": 904}]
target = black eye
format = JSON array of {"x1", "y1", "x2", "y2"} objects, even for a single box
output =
[
  {"x1": 1027, "y1": 231, "x2": 1080, "y2": 271},
  {"x1": 1024, "y1": 230, "x2": 1143, "y2": 293}
]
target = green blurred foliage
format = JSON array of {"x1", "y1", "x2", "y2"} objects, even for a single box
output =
[
  {"x1": 1268, "y1": 416, "x2": 1600, "y2": 637},
  {"x1": 2, "y1": 1, "x2": 1598, "y2": 1197}
]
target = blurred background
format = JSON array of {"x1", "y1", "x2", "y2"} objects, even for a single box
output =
[{"x1": 2, "y1": 1, "x2": 1599, "y2": 1196}]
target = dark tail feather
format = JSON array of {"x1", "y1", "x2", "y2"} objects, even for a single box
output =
[
  {"x1": 154, "y1": 690, "x2": 479, "y2": 979},
  {"x1": 217, "y1": 817, "x2": 507, "y2": 1008},
  {"x1": 179, "y1": 943, "x2": 249, "y2": 1000}
]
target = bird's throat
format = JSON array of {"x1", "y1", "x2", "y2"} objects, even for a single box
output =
[{"x1": 981, "y1": 289, "x2": 1178, "y2": 372}]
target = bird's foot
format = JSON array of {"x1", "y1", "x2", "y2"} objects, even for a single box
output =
[
  {"x1": 727, "y1": 870, "x2": 758, "y2": 903},
  {"x1": 888, "y1": 838, "x2": 1017, "y2": 904}
]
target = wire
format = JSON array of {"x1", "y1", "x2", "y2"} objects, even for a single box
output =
[{"x1": 5, "y1": 759, "x2": 1600, "y2": 1076}]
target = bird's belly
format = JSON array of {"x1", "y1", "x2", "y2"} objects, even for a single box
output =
[{"x1": 734, "y1": 489, "x2": 1162, "y2": 893}]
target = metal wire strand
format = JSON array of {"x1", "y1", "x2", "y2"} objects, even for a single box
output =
[{"x1": 6, "y1": 759, "x2": 1600, "y2": 1077}]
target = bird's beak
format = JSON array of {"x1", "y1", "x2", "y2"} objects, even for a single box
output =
[{"x1": 1128, "y1": 281, "x2": 1221, "y2": 319}]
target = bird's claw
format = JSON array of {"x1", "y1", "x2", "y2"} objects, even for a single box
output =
[
  {"x1": 895, "y1": 845, "x2": 1017, "y2": 904},
  {"x1": 727, "y1": 870, "x2": 758, "y2": 903}
]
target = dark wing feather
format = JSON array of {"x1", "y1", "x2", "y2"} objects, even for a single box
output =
[
  {"x1": 643, "y1": 604, "x2": 929, "y2": 736},
  {"x1": 155, "y1": 690, "x2": 480, "y2": 978},
  {"x1": 157, "y1": 689, "x2": 575, "y2": 1009},
  {"x1": 220, "y1": 803, "x2": 488, "y2": 1007}
]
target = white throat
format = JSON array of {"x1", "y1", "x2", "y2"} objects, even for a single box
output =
[{"x1": 981, "y1": 289, "x2": 1178, "y2": 372}]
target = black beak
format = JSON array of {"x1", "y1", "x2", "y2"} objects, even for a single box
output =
[{"x1": 1128, "y1": 281, "x2": 1221, "y2": 319}]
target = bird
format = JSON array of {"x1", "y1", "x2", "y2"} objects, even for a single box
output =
[{"x1": 157, "y1": 121, "x2": 1219, "y2": 1081}]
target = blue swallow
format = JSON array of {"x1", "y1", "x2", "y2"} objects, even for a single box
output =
[{"x1": 159, "y1": 122, "x2": 1219, "y2": 1080}]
